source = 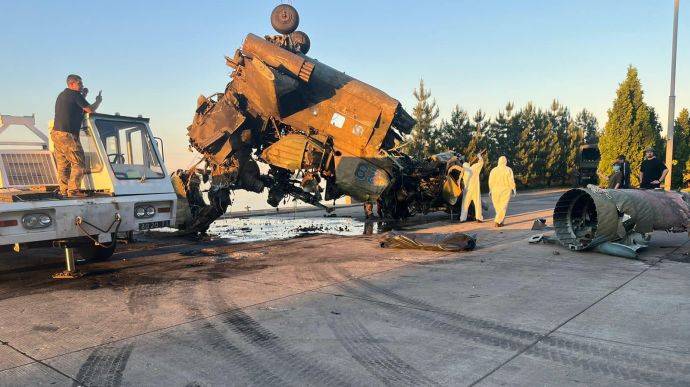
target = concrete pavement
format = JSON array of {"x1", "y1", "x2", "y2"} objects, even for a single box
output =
[{"x1": 1, "y1": 189, "x2": 689, "y2": 386}]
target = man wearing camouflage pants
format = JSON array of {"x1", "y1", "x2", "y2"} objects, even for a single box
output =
[{"x1": 52, "y1": 74, "x2": 102, "y2": 197}]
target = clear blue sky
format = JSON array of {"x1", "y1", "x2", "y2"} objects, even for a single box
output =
[{"x1": 2, "y1": 1, "x2": 687, "y2": 184}]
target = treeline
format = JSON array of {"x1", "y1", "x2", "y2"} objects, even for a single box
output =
[
  {"x1": 407, "y1": 65, "x2": 690, "y2": 189},
  {"x1": 406, "y1": 80, "x2": 599, "y2": 187}
]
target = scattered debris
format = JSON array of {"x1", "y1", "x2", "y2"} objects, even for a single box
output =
[
  {"x1": 528, "y1": 234, "x2": 557, "y2": 244},
  {"x1": 199, "y1": 248, "x2": 219, "y2": 256},
  {"x1": 380, "y1": 231, "x2": 476, "y2": 252},
  {"x1": 531, "y1": 218, "x2": 548, "y2": 230}
]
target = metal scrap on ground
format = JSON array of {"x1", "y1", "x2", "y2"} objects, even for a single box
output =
[
  {"x1": 549, "y1": 185, "x2": 690, "y2": 258},
  {"x1": 380, "y1": 231, "x2": 477, "y2": 252}
]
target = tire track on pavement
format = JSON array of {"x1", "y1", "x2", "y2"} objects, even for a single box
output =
[
  {"x1": 308, "y1": 265, "x2": 438, "y2": 386},
  {"x1": 335, "y1": 264, "x2": 690, "y2": 376},
  {"x1": 329, "y1": 267, "x2": 690, "y2": 386},
  {"x1": 175, "y1": 283, "x2": 289, "y2": 386},
  {"x1": 72, "y1": 276, "x2": 160, "y2": 387},
  {"x1": 204, "y1": 276, "x2": 356, "y2": 386}
]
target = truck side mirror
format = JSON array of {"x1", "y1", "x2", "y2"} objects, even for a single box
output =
[{"x1": 154, "y1": 136, "x2": 165, "y2": 162}]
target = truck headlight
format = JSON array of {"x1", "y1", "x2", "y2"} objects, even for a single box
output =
[
  {"x1": 135, "y1": 206, "x2": 147, "y2": 218},
  {"x1": 135, "y1": 205, "x2": 156, "y2": 218},
  {"x1": 22, "y1": 213, "x2": 52, "y2": 229},
  {"x1": 39, "y1": 214, "x2": 52, "y2": 226}
]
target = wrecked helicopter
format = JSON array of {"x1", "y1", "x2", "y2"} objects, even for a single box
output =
[{"x1": 173, "y1": 4, "x2": 467, "y2": 233}]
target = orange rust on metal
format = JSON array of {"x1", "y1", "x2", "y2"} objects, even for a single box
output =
[{"x1": 178, "y1": 5, "x2": 465, "y2": 234}]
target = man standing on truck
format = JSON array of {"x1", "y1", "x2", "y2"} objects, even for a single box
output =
[
  {"x1": 52, "y1": 74, "x2": 102, "y2": 197},
  {"x1": 639, "y1": 148, "x2": 668, "y2": 189}
]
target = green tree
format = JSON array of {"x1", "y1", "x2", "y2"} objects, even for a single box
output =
[
  {"x1": 545, "y1": 100, "x2": 571, "y2": 185},
  {"x1": 515, "y1": 103, "x2": 549, "y2": 185},
  {"x1": 465, "y1": 110, "x2": 487, "y2": 158},
  {"x1": 437, "y1": 105, "x2": 472, "y2": 153},
  {"x1": 486, "y1": 102, "x2": 518, "y2": 167},
  {"x1": 598, "y1": 66, "x2": 662, "y2": 187},
  {"x1": 575, "y1": 109, "x2": 599, "y2": 144},
  {"x1": 672, "y1": 108, "x2": 690, "y2": 188},
  {"x1": 407, "y1": 79, "x2": 440, "y2": 159},
  {"x1": 566, "y1": 121, "x2": 584, "y2": 183}
]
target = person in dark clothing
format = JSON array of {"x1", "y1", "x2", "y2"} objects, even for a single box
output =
[
  {"x1": 639, "y1": 148, "x2": 668, "y2": 189},
  {"x1": 52, "y1": 74, "x2": 102, "y2": 197},
  {"x1": 607, "y1": 164, "x2": 622, "y2": 189},
  {"x1": 616, "y1": 155, "x2": 631, "y2": 188}
]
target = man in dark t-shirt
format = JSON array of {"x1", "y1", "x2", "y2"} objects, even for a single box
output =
[
  {"x1": 52, "y1": 74, "x2": 102, "y2": 197},
  {"x1": 639, "y1": 148, "x2": 668, "y2": 189}
]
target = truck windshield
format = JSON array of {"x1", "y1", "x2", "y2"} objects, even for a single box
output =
[
  {"x1": 94, "y1": 119, "x2": 164, "y2": 180},
  {"x1": 581, "y1": 148, "x2": 600, "y2": 162}
]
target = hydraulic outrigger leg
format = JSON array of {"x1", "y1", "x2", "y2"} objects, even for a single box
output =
[{"x1": 52, "y1": 247, "x2": 83, "y2": 279}]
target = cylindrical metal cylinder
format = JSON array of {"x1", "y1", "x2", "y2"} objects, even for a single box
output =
[
  {"x1": 242, "y1": 33, "x2": 314, "y2": 82},
  {"x1": 553, "y1": 187, "x2": 690, "y2": 250},
  {"x1": 65, "y1": 247, "x2": 76, "y2": 272}
]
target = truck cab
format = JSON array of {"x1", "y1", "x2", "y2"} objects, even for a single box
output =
[
  {"x1": 575, "y1": 144, "x2": 600, "y2": 186},
  {"x1": 0, "y1": 113, "x2": 176, "y2": 272}
]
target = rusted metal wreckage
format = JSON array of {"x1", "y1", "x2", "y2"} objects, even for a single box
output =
[
  {"x1": 551, "y1": 186, "x2": 690, "y2": 258},
  {"x1": 174, "y1": 5, "x2": 465, "y2": 233}
]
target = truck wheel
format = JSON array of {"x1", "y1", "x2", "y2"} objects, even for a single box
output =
[
  {"x1": 77, "y1": 236, "x2": 116, "y2": 262},
  {"x1": 271, "y1": 4, "x2": 299, "y2": 34}
]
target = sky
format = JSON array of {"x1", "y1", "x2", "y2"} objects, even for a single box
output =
[{"x1": 1, "y1": 0, "x2": 688, "y2": 208}]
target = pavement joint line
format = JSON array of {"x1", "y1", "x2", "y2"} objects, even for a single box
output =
[
  {"x1": 0, "y1": 339, "x2": 81, "y2": 383},
  {"x1": 467, "y1": 238, "x2": 690, "y2": 387}
]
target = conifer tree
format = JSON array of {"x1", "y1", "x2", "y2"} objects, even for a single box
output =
[
  {"x1": 465, "y1": 110, "x2": 487, "y2": 158},
  {"x1": 437, "y1": 105, "x2": 472, "y2": 153},
  {"x1": 566, "y1": 121, "x2": 584, "y2": 183},
  {"x1": 575, "y1": 109, "x2": 599, "y2": 144},
  {"x1": 515, "y1": 103, "x2": 538, "y2": 185},
  {"x1": 486, "y1": 102, "x2": 517, "y2": 167},
  {"x1": 407, "y1": 79, "x2": 439, "y2": 159},
  {"x1": 546, "y1": 100, "x2": 571, "y2": 185},
  {"x1": 544, "y1": 120, "x2": 561, "y2": 186},
  {"x1": 672, "y1": 108, "x2": 690, "y2": 188},
  {"x1": 598, "y1": 66, "x2": 662, "y2": 186}
]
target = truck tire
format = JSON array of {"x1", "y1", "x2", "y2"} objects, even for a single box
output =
[{"x1": 77, "y1": 236, "x2": 116, "y2": 262}]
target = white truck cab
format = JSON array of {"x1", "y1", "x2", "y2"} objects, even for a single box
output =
[{"x1": 0, "y1": 113, "x2": 176, "y2": 277}]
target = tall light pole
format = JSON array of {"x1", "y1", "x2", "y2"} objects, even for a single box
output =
[{"x1": 665, "y1": 0, "x2": 680, "y2": 189}]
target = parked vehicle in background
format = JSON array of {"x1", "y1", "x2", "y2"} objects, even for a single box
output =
[{"x1": 575, "y1": 144, "x2": 600, "y2": 186}]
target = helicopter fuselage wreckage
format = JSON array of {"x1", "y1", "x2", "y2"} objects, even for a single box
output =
[{"x1": 174, "y1": 5, "x2": 465, "y2": 233}]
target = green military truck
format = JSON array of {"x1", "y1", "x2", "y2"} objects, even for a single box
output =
[{"x1": 575, "y1": 144, "x2": 600, "y2": 186}]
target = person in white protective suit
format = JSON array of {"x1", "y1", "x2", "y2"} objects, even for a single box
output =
[
  {"x1": 488, "y1": 156, "x2": 517, "y2": 227},
  {"x1": 460, "y1": 153, "x2": 484, "y2": 222}
]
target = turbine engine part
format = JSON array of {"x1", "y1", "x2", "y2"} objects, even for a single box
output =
[{"x1": 553, "y1": 186, "x2": 690, "y2": 251}]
